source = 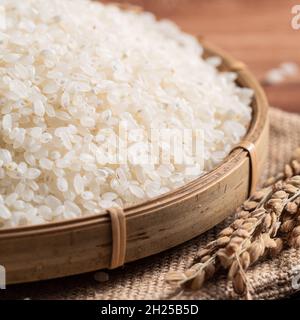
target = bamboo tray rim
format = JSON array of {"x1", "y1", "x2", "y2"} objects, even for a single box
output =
[{"x1": 0, "y1": 40, "x2": 268, "y2": 239}]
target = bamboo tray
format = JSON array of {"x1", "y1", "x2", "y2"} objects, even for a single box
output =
[{"x1": 0, "y1": 39, "x2": 269, "y2": 285}]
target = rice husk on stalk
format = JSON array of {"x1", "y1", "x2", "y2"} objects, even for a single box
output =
[{"x1": 166, "y1": 148, "x2": 300, "y2": 299}]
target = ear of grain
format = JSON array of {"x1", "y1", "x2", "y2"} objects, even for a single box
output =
[
  {"x1": 190, "y1": 271, "x2": 206, "y2": 290},
  {"x1": 270, "y1": 238, "x2": 284, "y2": 257},
  {"x1": 228, "y1": 261, "x2": 239, "y2": 280},
  {"x1": 170, "y1": 150, "x2": 300, "y2": 297},
  {"x1": 232, "y1": 271, "x2": 247, "y2": 295}
]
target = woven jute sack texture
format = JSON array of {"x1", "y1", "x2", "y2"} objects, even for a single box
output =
[{"x1": 2, "y1": 107, "x2": 300, "y2": 300}]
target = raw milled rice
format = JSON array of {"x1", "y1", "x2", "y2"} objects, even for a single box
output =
[{"x1": 0, "y1": 0, "x2": 252, "y2": 228}]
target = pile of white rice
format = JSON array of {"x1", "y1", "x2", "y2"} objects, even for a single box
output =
[{"x1": 0, "y1": 0, "x2": 252, "y2": 228}]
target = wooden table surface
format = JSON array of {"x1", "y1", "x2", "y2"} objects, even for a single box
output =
[{"x1": 104, "y1": 0, "x2": 300, "y2": 113}]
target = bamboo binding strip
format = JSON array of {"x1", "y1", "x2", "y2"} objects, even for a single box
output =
[
  {"x1": 107, "y1": 208, "x2": 127, "y2": 269},
  {"x1": 233, "y1": 141, "x2": 258, "y2": 196}
]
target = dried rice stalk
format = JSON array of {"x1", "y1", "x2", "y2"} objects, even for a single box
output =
[{"x1": 166, "y1": 148, "x2": 300, "y2": 298}]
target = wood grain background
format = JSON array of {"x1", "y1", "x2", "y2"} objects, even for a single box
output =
[{"x1": 103, "y1": 0, "x2": 300, "y2": 113}]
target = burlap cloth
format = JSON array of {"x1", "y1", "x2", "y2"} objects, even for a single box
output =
[{"x1": 2, "y1": 107, "x2": 300, "y2": 300}]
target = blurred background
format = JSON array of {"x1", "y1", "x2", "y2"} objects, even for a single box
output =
[{"x1": 102, "y1": 0, "x2": 300, "y2": 113}]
